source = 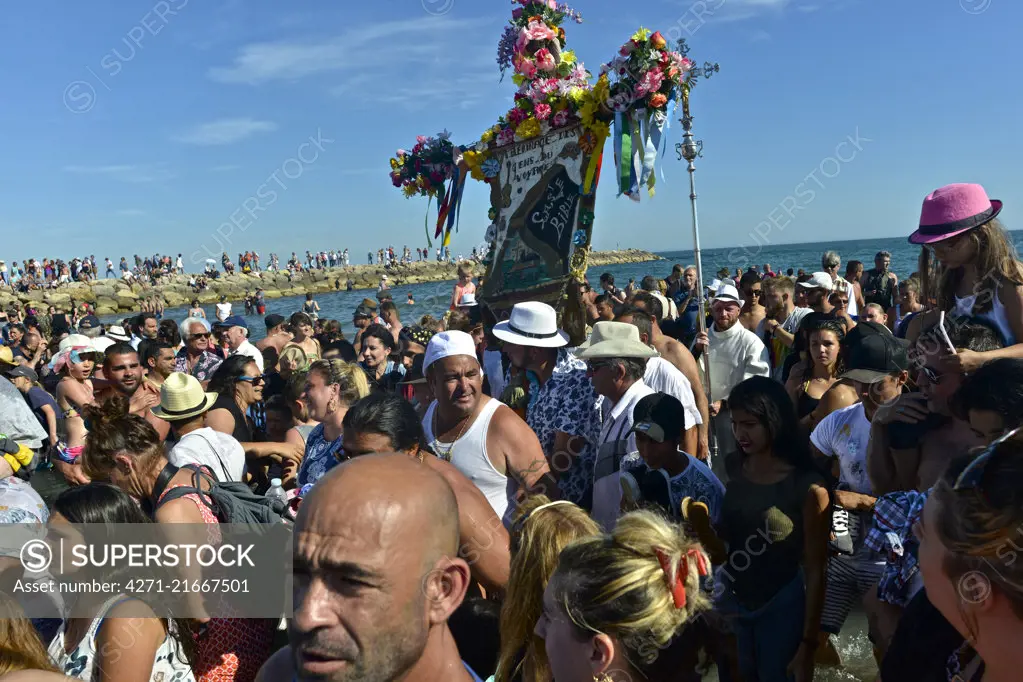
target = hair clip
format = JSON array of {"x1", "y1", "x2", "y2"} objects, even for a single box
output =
[{"x1": 654, "y1": 547, "x2": 687, "y2": 609}]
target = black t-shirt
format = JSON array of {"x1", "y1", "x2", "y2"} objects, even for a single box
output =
[{"x1": 881, "y1": 588, "x2": 974, "y2": 681}]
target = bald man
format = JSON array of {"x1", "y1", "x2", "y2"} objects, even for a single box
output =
[{"x1": 257, "y1": 454, "x2": 478, "y2": 682}]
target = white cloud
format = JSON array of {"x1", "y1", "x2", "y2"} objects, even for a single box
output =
[
  {"x1": 208, "y1": 15, "x2": 494, "y2": 85},
  {"x1": 62, "y1": 164, "x2": 176, "y2": 183},
  {"x1": 175, "y1": 118, "x2": 277, "y2": 145}
]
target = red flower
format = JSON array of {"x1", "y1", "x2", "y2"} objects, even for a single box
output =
[
  {"x1": 648, "y1": 93, "x2": 668, "y2": 109},
  {"x1": 650, "y1": 31, "x2": 667, "y2": 50}
]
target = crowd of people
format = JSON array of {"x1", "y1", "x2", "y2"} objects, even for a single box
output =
[{"x1": 2, "y1": 182, "x2": 1023, "y2": 682}]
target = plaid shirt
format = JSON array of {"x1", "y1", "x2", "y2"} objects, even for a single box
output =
[{"x1": 864, "y1": 489, "x2": 929, "y2": 606}]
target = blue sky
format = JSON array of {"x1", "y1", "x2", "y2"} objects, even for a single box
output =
[{"x1": 1, "y1": 0, "x2": 1019, "y2": 270}]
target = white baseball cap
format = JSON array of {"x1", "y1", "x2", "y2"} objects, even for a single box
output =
[
  {"x1": 423, "y1": 330, "x2": 480, "y2": 372},
  {"x1": 798, "y1": 272, "x2": 835, "y2": 290}
]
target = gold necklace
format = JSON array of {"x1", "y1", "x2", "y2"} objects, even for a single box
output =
[{"x1": 432, "y1": 409, "x2": 473, "y2": 462}]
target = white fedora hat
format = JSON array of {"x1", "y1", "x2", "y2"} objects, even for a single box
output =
[
  {"x1": 575, "y1": 321, "x2": 658, "y2": 359},
  {"x1": 798, "y1": 271, "x2": 834, "y2": 291},
  {"x1": 151, "y1": 372, "x2": 219, "y2": 422},
  {"x1": 710, "y1": 282, "x2": 745, "y2": 308},
  {"x1": 105, "y1": 325, "x2": 131, "y2": 342},
  {"x1": 493, "y1": 301, "x2": 569, "y2": 348}
]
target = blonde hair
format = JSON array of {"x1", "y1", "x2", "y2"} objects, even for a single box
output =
[
  {"x1": 921, "y1": 219, "x2": 1023, "y2": 315},
  {"x1": 307, "y1": 359, "x2": 369, "y2": 406},
  {"x1": 551, "y1": 510, "x2": 710, "y2": 671},
  {"x1": 457, "y1": 263, "x2": 474, "y2": 280},
  {"x1": 0, "y1": 592, "x2": 58, "y2": 674},
  {"x1": 495, "y1": 496, "x2": 600, "y2": 682}
]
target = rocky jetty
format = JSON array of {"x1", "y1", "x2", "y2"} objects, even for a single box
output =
[{"x1": 0, "y1": 249, "x2": 663, "y2": 316}]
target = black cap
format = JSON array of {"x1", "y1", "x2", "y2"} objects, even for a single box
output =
[
  {"x1": 630, "y1": 392, "x2": 686, "y2": 443},
  {"x1": 840, "y1": 330, "x2": 909, "y2": 383},
  {"x1": 264, "y1": 314, "x2": 285, "y2": 330},
  {"x1": 78, "y1": 314, "x2": 101, "y2": 331},
  {"x1": 4, "y1": 365, "x2": 38, "y2": 382},
  {"x1": 353, "y1": 305, "x2": 374, "y2": 320}
]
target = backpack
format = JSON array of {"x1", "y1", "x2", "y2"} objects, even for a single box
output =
[{"x1": 152, "y1": 462, "x2": 292, "y2": 526}]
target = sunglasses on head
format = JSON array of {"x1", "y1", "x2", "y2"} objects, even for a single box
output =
[{"x1": 954, "y1": 426, "x2": 1023, "y2": 491}]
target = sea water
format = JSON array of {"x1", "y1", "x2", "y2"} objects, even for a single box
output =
[{"x1": 136, "y1": 232, "x2": 972, "y2": 341}]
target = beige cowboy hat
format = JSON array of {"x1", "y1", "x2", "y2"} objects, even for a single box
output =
[
  {"x1": 575, "y1": 321, "x2": 658, "y2": 360},
  {"x1": 152, "y1": 372, "x2": 219, "y2": 422}
]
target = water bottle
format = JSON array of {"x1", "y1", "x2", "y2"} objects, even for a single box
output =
[{"x1": 265, "y1": 478, "x2": 287, "y2": 506}]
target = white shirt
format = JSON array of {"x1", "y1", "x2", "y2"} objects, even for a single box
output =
[
  {"x1": 706, "y1": 321, "x2": 771, "y2": 402},
  {"x1": 168, "y1": 427, "x2": 247, "y2": 482},
  {"x1": 592, "y1": 379, "x2": 656, "y2": 530},
  {"x1": 215, "y1": 302, "x2": 232, "y2": 322},
  {"x1": 810, "y1": 402, "x2": 872, "y2": 494},
  {"x1": 231, "y1": 339, "x2": 265, "y2": 373},
  {"x1": 643, "y1": 357, "x2": 703, "y2": 429}
]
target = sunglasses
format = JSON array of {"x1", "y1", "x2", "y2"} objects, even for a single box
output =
[
  {"x1": 919, "y1": 365, "x2": 945, "y2": 384},
  {"x1": 953, "y1": 425, "x2": 1023, "y2": 491},
  {"x1": 190, "y1": 333, "x2": 212, "y2": 339},
  {"x1": 238, "y1": 375, "x2": 265, "y2": 385}
]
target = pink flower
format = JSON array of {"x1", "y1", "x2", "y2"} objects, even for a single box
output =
[
  {"x1": 497, "y1": 128, "x2": 515, "y2": 145},
  {"x1": 535, "y1": 48, "x2": 557, "y2": 72},
  {"x1": 416, "y1": 135, "x2": 428, "y2": 144},
  {"x1": 638, "y1": 68, "x2": 665, "y2": 95},
  {"x1": 552, "y1": 109, "x2": 570, "y2": 127},
  {"x1": 534, "y1": 102, "x2": 552, "y2": 120},
  {"x1": 513, "y1": 53, "x2": 537, "y2": 79},
  {"x1": 396, "y1": 149, "x2": 407, "y2": 156},
  {"x1": 545, "y1": 0, "x2": 558, "y2": 8},
  {"x1": 523, "y1": 20, "x2": 556, "y2": 42}
]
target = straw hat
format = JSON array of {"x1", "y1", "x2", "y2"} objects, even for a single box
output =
[
  {"x1": 575, "y1": 321, "x2": 658, "y2": 359},
  {"x1": 152, "y1": 372, "x2": 219, "y2": 422}
]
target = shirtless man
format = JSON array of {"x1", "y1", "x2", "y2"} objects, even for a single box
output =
[
  {"x1": 738, "y1": 271, "x2": 766, "y2": 332},
  {"x1": 256, "y1": 454, "x2": 480, "y2": 681},
  {"x1": 631, "y1": 291, "x2": 711, "y2": 461},
  {"x1": 421, "y1": 331, "x2": 560, "y2": 523},
  {"x1": 255, "y1": 314, "x2": 292, "y2": 355},
  {"x1": 867, "y1": 318, "x2": 1002, "y2": 494},
  {"x1": 95, "y1": 343, "x2": 169, "y2": 441}
]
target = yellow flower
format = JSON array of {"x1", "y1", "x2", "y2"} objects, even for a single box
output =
[
  {"x1": 402, "y1": 184, "x2": 417, "y2": 198},
  {"x1": 463, "y1": 150, "x2": 480, "y2": 167},
  {"x1": 592, "y1": 73, "x2": 610, "y2": 104},
  {"x1": 470, "y1": 165, "x2": 485, "y2": 181},
  {"x1": 516, "y1": 118, "x2": 541, "y2": 139},
  {"x1": 512, "y1": 74, "x2": 526, "y2": 87},
  {"x1": 631, "y1": 27, "x2": 651, "y2": 42},
  {"x1": 579, "y1": 98, "x2": 599, "y2": 127},
  {"x1": 389, "y1": 158, "x2": 398, "y2": 170},
  {"x1": 561, "y1": 50, "x2": 577, "y2": 66},
  {"x1": 566, "y1": 87, "x2": 586, "y2": 105},
  {"x1": 480, "y1": 129, "x2": 495, "y2": 144}
]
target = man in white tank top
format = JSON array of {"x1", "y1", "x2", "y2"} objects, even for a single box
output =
[{"x1": 421, "y1": 331, "x2": 560, "y2": 526}]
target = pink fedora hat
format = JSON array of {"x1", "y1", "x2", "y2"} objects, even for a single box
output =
[{"x1": 909, "y1": 183, "x2": 1002, "y2": 245}]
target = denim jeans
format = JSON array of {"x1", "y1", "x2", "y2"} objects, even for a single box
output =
[{"x1": 718, "y1": 570, "x2": 806, "y2": 682}]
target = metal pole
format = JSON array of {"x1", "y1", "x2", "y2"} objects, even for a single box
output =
[{"x1": 679, "y1": 89, "x2": 718, "y2": 462}]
